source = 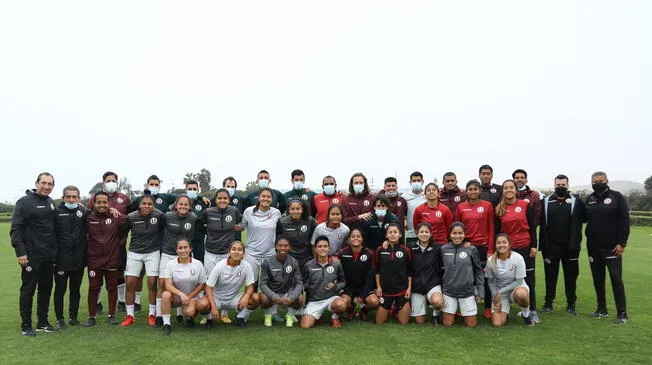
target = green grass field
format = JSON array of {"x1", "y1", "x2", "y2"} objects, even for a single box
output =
[{"x1": 1, "y1": 223, "x2": 651, "y2": 365}]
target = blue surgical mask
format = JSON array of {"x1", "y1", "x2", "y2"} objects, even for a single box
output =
[
  {"x1": 226, "y1": 188, "x2": 236, "y2": 197},
  {"x1": 65, "y1": 202, "x2": 79, "y2": 210},
  {"x1": 258, "y1": 179, "x2": 269, "y2": 189},
  {"x1": 411, "y1": 182, "x2": 423, "y2": 192},
  {"x1": 375, "y1": 209, "x2": 387, "y2": 218},
  {"x1": 149, "y1": 187, "x2": 160, "y2": 195},
  {"x1": 384, "y1": 191, "x2": 397, "y2": 198},
  {"x1": 186, "y1": 190, "x2": 198, "y2": 199},
  {"x1": 293, "y1": 181, "x2": 304, "y2": 191},
  {"x1": 353, "y1": 184, "x2": 364, "y2": 194},
  {"x1": 323, "y1": 185, "x2": 336, "y2": 196}
]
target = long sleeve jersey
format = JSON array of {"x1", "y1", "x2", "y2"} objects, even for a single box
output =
[
  {"x1": 259, "y1": 255, "x2": 303, "y2": 301},
  {"x1": 584, "y1": 189, "x2": 630, "y2": 249},
  {"x1": 199, "y1": 206, "x2": 242, "y2": 255},
  {"x1": 455, "y1": 200, "x2": 495, "y2": 254},
  {"x1": 495, "y1": 200, "x2": 537, "y2": 250},
  {"x1": 303, "y1": 258, "x2": 346, "y2": 302},
  {"x1": 161, "y1": 211, "x2": 199, "y2": 255},
  {"x1": 440, "y1": 242, "x2": 484, "y2": 298},
  {"x1": 409, "y1": 242, "x2": 443, "y2": 294},
  {"x1": 375, "y1": 243, "x2": 413, "y2": 296},
  {"x1": 276, "y1": 216, "x2": 317, "y2": 263},
  {"x1": 54, "y1": 202, "x2": 90, "y2": 270},
  {"x1": 336, "y1": 246, "x2": 376, "y2": 293},
  {"x1": 342, "y1": 193, "x2": 375, "y2": 229},
  {"x1": 413, "y1": 202, "x2": 453, "y2": 245},
  {"x1": 121, "y1": 210, "x2": 166, "y2": 254},
  {"x1": 11, "y1": 190, "x2": 57, "y2": 263}
]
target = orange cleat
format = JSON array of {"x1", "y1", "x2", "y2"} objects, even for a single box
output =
[
  {"x1": 331, "y1": 318, "x2": 342, "y2": 328},
  {"x1": 120, "y1": 315, "x2": 135, "y2": 327},
  {"x1": 148, "y1": 315, "x2": 156, "y2": 326}
]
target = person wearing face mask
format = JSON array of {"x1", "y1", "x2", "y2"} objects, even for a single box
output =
[
  {"x1": 277, "y1": 200, "x2": 317, "y2": 283},
  {"x1": 584, "y1": 171, "x2": 630, "y2": 324},
  {"x1": 284, "y1": 169, "x2": 317, "y2": 217},
  {"x1": 360, "y1": 195, "x2": 400, "y2": 252},
  {"x1": 313, "y1": 175, "x2": 345, "y2": 224},
  {"x1": 343, "y1": 172, "x2": 376, "y2": 230},
  {"x1": 478, "y1": 164, "x2": 502, "y2": 207},
  {"x1": 402, "y1": 171, "x2": 427, "y2": 245},
  {"x1": 185, "y1": 179, "x2": 209, "y2": 264},
  {"x1": 53, "y1": 186, "x2": 91, "y2": 330},
  {"x1": 223, "y1": 176, "x2": 245, "y2": 242},
  {"x1": 378, "y1": 177, "x2": 407, "y2": 227},
  {"x1": 129, "y1": 175, "x2": 177, "y2": 213},
  {"x1": 512, "y1": 169, "x2": 543, "y2": 226},
  {"x1": 244, "y1": 170, "x2": 287, "y2": 213},
  {"x1": 439, "y1": 172, "x2": 467, "y2": 215},
  {"x1": 539, "y1": 174, "x2": 585, "y2": 316}
]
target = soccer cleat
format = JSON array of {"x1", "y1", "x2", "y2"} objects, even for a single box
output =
[
  {"x1": 69, "y1": 318, "x2": 80, "y2": 326},
  {"x1": 612, "y1": 313, "x2": 629, "y2": 324},
  {"x1": 590, "y1": 308, "x2": 609, "y2": 318},
  {"x1": 220, "y1": 313, "x2": 232, "y2": 324},
  {"x1": 108, "y1": 315, "x2": 118, "y2": 325},
  {"x1": 566, "y1": 306, "x2": 578, "y2": 316},
  {"x1": 55, "y1": 319, "x2": 67, "y2": 330},
  {"x1": 162, "y1": 324, "x2": 171, "y2": 335},
  {"x1": 431, "y1": 315, "x2": 441, "y2": 326},
  {"x1": 155, "y1": 316, "x2": 163, "y2": 327},
  {"x1": 21, "y1": 323, "x2": 36, "y2": 337},
  {"x1": 540, "y1": 304, "x2": 553, "y2": 313},
  {"x1": 83, "y1": 318, "x2": 96, "y2": 327},
  {"x1": 117, "y1": 302, "x2": 126, "y2": 313},
  {"x1": 36, "y1": 322, "x2": 57, "y2": 332},
  {"x1": 199, "y1": 317, "x2": 208, "y2": 325},
  {"x1": 331, "y1": 318, "x2": 342, "y2": 328},
  {"x1": 530, "y1": 311, "x2": 541, "y2": 324},
  {"x1": 134, "y1": 303, "x2": 142, "y2": 312},
  {"x1": 286, "y1": 315, "x2": 294, "y2": 328},
  {"x1": 120, "y1": 315, "x2": 135, "y2": 327},
  {"x1": 234, "y1": 317, "x2": 246, "y2": 328},
  {"x1": 272, "y1": 313, "x2": 285, "y2": 322},
  {"x1": 484, "y1": 308, "x2": 491, "y2": 319},
  {"x1": 202, "y1": 319, "x2": 213, "y2": 329},
  {"x1": 186, "y1": 318, "x2": 195, "y2": 328},
  {"x1": 264, "y1": 314, "x2": 273, "y2": 327},
  {"x1": 96, "y1": 302, "x2": 104, "y2": 313},
  {"x1": 176, "y1": 315, "x2": 184, "y2": 324},
  {"x1": 148, "y1": 315, "x2": 156, "y2": 326},
  {"x1": 523, "y1": 315, "x2": 535, "y2": 327}
]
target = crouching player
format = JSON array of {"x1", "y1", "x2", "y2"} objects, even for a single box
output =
[
  {"x1": 259, "y1": 236, "x2": 304, "y2": 328},
  {"x1": 160, "y1": 239, "x2": 211, "y2": 335},
  {"x1": 301, "y1": 236, "x2": 347, "y2": 329}
]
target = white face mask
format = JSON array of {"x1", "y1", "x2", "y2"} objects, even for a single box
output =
[
  {"x1": 258, "y1": 179, "x2": 270, "y2": 188},
  {"x1": 226, "y1": 188, "x2": 236, "y2": 197},
  {"x1": 104, "y1": 182, "x2": 118, "y2": 193}
]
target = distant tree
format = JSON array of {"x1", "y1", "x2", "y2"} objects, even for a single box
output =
[
  {"x1": 88, "y1": 182, "x2": 104, "y2": 196},
  {"x1": 119, "y1": 177, "x2": 133, "y2": 197},
  {"x1": 243, "y1": 180, "x2": 259, "y2": 196},
  {"x1": 644, "y1": 175, "x2": 652, "y2": 195},
  {"x1": 0, "y1": 202, "x2": 14, "y2": 213},
  {"x1": 184, "y1": 169, "x2": 212, "y2": 193},
  {"x1": 628, "y1": 191, "x2": 652, "y2": 211}
]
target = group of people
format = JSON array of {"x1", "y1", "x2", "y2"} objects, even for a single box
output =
[{"x1": 10, "y1": 166, "x2": 631, "y2": 337}]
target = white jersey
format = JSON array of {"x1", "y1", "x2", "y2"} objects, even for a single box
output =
[
  {"x1": 485, "y1": 251, "x2": 526, "y2": 291},
  {"x1": 206, "y1": 259, "x2": 255, "y2": 302},
  {"x1": 311, "y1": 222, "x2": 350, "y2": 256},
  {"x1": 162, "y1": 258, "x2": 207, "y2": 295},
  {"x1": 402, "y1": 191, "x2": 426, "y2": 238},
  {"x1": 239, "y1": 206, "x2": 281, "y2": 257}
]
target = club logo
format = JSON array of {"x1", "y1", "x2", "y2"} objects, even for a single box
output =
[
  {"x1": 233, "y1": 198, "x2": 239, "y2": 204},
  {"x1": 105, "y1": 218, "x2": 112, "y2": 225},
  {"x1": 326, "y1": 266, "x2": 335, "y2": 274},
  {"x1": 490, "y1": 188, "x2": 497, "y2": 193},
  {"x1": 384, "y1": 223, "x2": 389, "y2": 229},
  {"x1": 363, "y1": 200, "x2": 370, "y2": 207},
  {"x1": 544, "y1": 258, "x2": 551, "y2": 264},
  {"x1": 25, "y1": 266, "x2": 32, "y2": 272},
  {"x1": 89, "y1": 270, "x2": 96, "y2": 277},
  {"x1": 566, "y1": 198, "x2": 572, "y2": 204},
  {"x1": 589, "y1": 256, "x2": 594, "y2": 263},
  {"x1": 156, "y1": 198, "x2": 163, "y2": 205},
  {"x1": 332, "y1": 198, "x2": 339, "y2": 204},
  {"x1": 454, "y1": 196, "x2": 461, "y2": 202},
  {"x1": 57, "y1": 271, "x2": 65, "y2": 276},
  {"x1": 477, "y1": 207, "x2": 485, "y2": 213},
  {"x1": 117, "y1": 197, "x2": 124, "y2": 204},
  {"x1": 285, "y1": 266, "x2": 293, "y2": 273},
  {"x1": 226, "y1": 215, "x2": 233, "y2": 223},
  {"x1": 524, "y1": 199, "x2": 530, "y2": 203},
  {"x1": 76, "y1": 210, "x2": 83, "y2": 217},
  {"x1": 195, "y1": 204, "x2": 203, "y2": 211},
  {"x1": 300, "y1": 225, "x2": 308, "y2": 232},
  {"x1": 458, "y1": 252, "x2": 468, "y2": 259},
  {"x1": 604, "y1": 198, "x2": 612, "y2": 205},
  {"x1": 360, "y1": 255, "x2": 368, "y2": 262},
  {"x1": 379, "y1": 297, "x2": 385, "y2": 304},
  {"x1": 396, "y1": 251, "x2": 404, "y2": 258},
  {"x1": 515, "y1": 207, "x2": 522, "y2": 213},
  {"x1": 397, "y1": 201, "x2": 402, "y2": 206},
  {"x1": 184, "y1": 223, "x2": 192, "y2": 230},
  {"x1": 435, "y1": 211, "x2": 442, "y2": 218},
  {"x1": 302, "y1": 194, "x2": 308, "y2": 200},
  {"x1": 50, "y1": 203, "x2": 55, "y2": 210},
  {"x1": 150, "y1": 217, "x2": 158, "y2": 224}
]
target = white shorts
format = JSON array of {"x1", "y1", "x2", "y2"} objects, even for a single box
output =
[
  {"x1": 243, "y1": 253, "x2": 270, "y2": 282},
  {"x1": 214, "y1": 293, "x2": 244, "y2": 311},
  {"x1": 159, "y1": 253, "x2": 177, "y2": 275},
  {"x1": 303, "y1": 296, "x2": 339, "y2": 320},
  {"x1": 125, "y1": 251, "x2": 161, "y2": 277},
  {"x1": 410, "y1": 285, "x2": 442, "y2": 317},
  {"x1": 204, "y1": 252, "x2": 229, "y2": 276},
  {"x1": 442, "y1": 294, "x2": 477, "y2": 316},
  {"x1": 492, "y1": 284, "x2": 529, "y2": 314}
]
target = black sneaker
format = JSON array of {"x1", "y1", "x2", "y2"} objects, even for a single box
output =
[
  {"x1": 108, "y1": 315, "x2": 118, "y2": 325},
  {"x1": 234, "y1": 317, "x2": 246, "y2": 328},
  {"x1": 540, "y1": 304, "x2": 553, "y2": 313},
  {"x1": 431, "y1": 315, "x2": 441, "y2": 326},
  {"x1": 185, "y1": 318, "x2": 195, "y2": 328},
  {"x1": 21, "y1": 323, "x2": 36, "y2": 337},
  {"x1": 83, "y1": 318, "x2": 96, "y2": 327},
  {"x1": 55, "y1": 319, "x2": 67, "y2": 330},
  {"x1": 523, "y1": 315, "x2": 535, "y2": 327},
  {"x1": 134, "y1": 303, "x2": 142, "y2": 312},
  {"x1": 202, "y1": 319, "x2": 213, "y2": 329},
  {"x1": 162, "y1": 324, "x2": 172, "y2": 335},
  {"x1": 530, "y1": 311, "x2": 541, "y2": 324},
  {"x1": 69, "y1": 318, "x2": 80, "y2": 326},
  {"x1": 96, "y1": 302, "x2": 104, "y2": 313},
  {"x1": 36, "y1": 322, "x2": 57, "y2": 332},
  {"x1": 117, "y1": 302, "x2": 126, "y2": 313},
  {"x1": 176, "y1": 315, "x2": 184, "y2": 324},
  {"x1": 155, "y1": 316, "x2": 163, "y2": 328},
  {"x1": 612, "y1": 313, "x2": 629, "y2": 324},
  {"x1": 566, "y1": 305, "x2": 578, "y2": 316},
  {"x1": 590, "y1": 308, "x2": 609, "y2": 318}
]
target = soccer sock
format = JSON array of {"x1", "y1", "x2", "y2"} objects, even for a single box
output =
[
  {"x1": 205, "y1": 313, "x2": 212, "y2": 320},
  {"x1": 162, "y1": 314, "x2": 171, "y2": 326},
  {"x1": 135, "y1": 292, "x2": 142, "y2": 305},
  {"x1": 126, "y1": 305, "x2": 135, "y2": 317},
  {"x1": 149, "y1": 304, "x2": 156, "y2": 316},
  {"x1": 221, "y1": 309, "x2": 228, "y2": 317},
  {"x1": 287, "y1": 308, "x2": 297, "y2": 316},
  {"x1": 433, "y1": 309, "x2": 440, "y2": 316},
  {"x1": 272, "y1": 303, "x2": 278, "y2": 314},
  {"x1": 176, "y1": 307, "x2": 183, "y2": 316},
  {"x1": 521, "y1": 307, "x2": 531, "y2": 317},
  {"x1": 117, "y1": 284, "x2": 126, "y2": 302},
  {"x1": 236, "y1": 308, "x2": 251, "y2": 319},
  {"x1": 264, "y1": 307, "x2": 274, "y2": 315},
  {"x1": 97, "y1": 287, "x2": 103, "y2": 304},
  {"x1": 156, "y1": 298, "x2": 162, "y2": 317},
  {"x1": 331, "y1": 313, "x2": 339, "y2": 319}
]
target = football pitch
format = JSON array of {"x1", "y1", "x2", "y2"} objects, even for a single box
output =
[{"x1": 1, "y1": 223, "x2": 650, "y2": 365}]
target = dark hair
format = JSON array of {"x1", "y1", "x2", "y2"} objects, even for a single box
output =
[
  {"x1": 215, "y1": 188, "x2": 230, "y2": 201},
  {"x1": 478, "y1": 165, "x2": 493, "y2": 174},
  {"x1": 409, "y1": 171, "x2": 423, "y2": 181},
  {"x1": 384, "y1": 177, "x2": 397, "y2": 184},
  {"x1": 287, "y1": 199, "x2": 309, "y2": 220},
  {"x1": 229, "y1": 240, "x2": 245, "y2": 253},
  {"x1": 555, "y1": 174, "x2": 569, "y2": 182},
  {"x1": 491, "y1": 233, "x2": 512, "y2": 269},
  {"x1": 291, "y1": 169, "x2": 304, "y2": 179},
  {"x1": 449, "y1": 221, "x2": 466, "y2": 234},
  {"x1": 347, "y1": 228, "x2": 366, "y2": 244},
  {"x1": 176, "y1": 238, "x2": 192, "y2": 248},
  {"x1": 276, "y1": 235, "x2": 292, "y2": 246},
  {"x1": 254, "y1": 188, "x2": 274, "y2": 210},
  {"x1": 102, "y1": 171, "x2": 118, "y2": 181},
  {"x1": 385, "y1": 223, "x2": 402, "y2": 242},
  {"x1": 424, "y1": 182, "x2": 439, "y2": 193},
  {"x1": 185, "y1": 179, "x2": 199, "y2": 187},
  {"x1": 314, "y1": 235, "x2": 330, "y2": 246},
  {"x1": 222, "y1": 176, "x2": 238, "y2": 188},
  {"x1": 496, "y1": 180, "x2": 517, "y2": 217},
  {"x1": 146, "y1": 175, "x2": 160, "y2": 185},
  {"x1": 327, "y1": 203, "x2": 344, "y2": 222},
  {"x1": 36, "y1": 172, "x2": 55, "y2": 185},
  {"x1": 443, "y1": 172, "x2": 456, "y2": 180},
  {"x1": 416, "y1": 222, "x2": 433, "y2": 244},
  {"x1": 173, "y1": 194, "x2": 192, "y2": 211},
  {"x1": 93, "y1": 191, "x2": 110, "y2": 203},
  {"x1": 257, "y1": 170, "x2": 270, "y2": 178},
  {"x1": 372, "y1": 195, "x2": 391, "y2": 208},
  {"x1": 348, "y1": 172, "x2": 370, "y2": 195},
  {"x1": 512, "y1": 169, "x2": 527, "y2": 179},
  {"x1": 140, "y1": 190, "x2": 155, "y2": 206},
  {"x1": 322, "y1": 175, "x2": 336, "y2": 185},
  {"x1": 62, "y1": 185, "x2": 80, "y2": 197},
  {"x1": 466, "y1": 179, "x2": 481, "y2": 190}
]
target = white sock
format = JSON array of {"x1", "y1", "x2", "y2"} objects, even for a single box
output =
[
  {"x1": 205, "y1": 313, "x2": 212, "y2": 320},
  {"x1": 521, "y1": 307, "x2": 531, "y2": 317},
  {"x1": 264, "y1": 307, "x2": 274, "y2": 315},
  {"x1": 433, "y1": 309, "x2": 440, "y2": 316},
  {"x1": 126, "y1": 305, "x2": 135, "y2": 317},
  {"x1": 176, "y1": 307, "x2": 183, "y2": 316},
  {"x1": 272, "y1": 303, "x2": 278, "y2": 314},
  {"x1": 149, "y1": 304, "x2": 156, "y2": 316},
  {"x1": 287, "y1": 308, "x2": 297, "y2": 316},
  {"x1": 156, "y1": 298, "x2": 162, "y2": 317},
  {"x1": 237, "y1": 308, "x2": 251, "y2": 319},
  {"x1": 117, "y1": 284, "x2": 126, "y2": 302},
  {"x1": 331, "y1": 313, "x2": 339, "y2": 319},
  {"x1": 220, "y1": 310, "x2": 228, "y2": 317},
  {"x1": 135, "y1": 292, "x2": 142, "y2": 305},
  {"x1": 162, "y1": 314, "x2": 171, "y2": 325},
  {"x1": 97, "y1": 287, "x2": 103, "y2": 304}
]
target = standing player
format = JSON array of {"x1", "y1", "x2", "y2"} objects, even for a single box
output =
[
  {"x1": 513, "y1": 169, "x2": 543, "y2": 226},
  {"x1": 584, "y1": 171, "x2": 630, "y2": 324},
  {"x1": 380, "y1": 177, "x2": 407, "y2": 226},
  {"x1": 284, "y1": 169, "x2": 317, "y2": 216},
  {"x1": 300, "y1": 236, "x2": 348, "y2": 329},
  {"x1": 479, "y1": 165, "x2": 502, "y2": 207},
  {"x1": 313, "y1": 175, "x2": 345, "y2": 224},
  {"x1": 277, "y1": 199, "x2": 317, "y2": 283},
  {"x1": 342, "y1": 173, "x2": 376, "y2": 230},
  {"x1": 409, "y1": 223, "x2": 444, "y2": 325},
  {"x1": 402, "y1": 171, "x2": 426, "y2": 245},
  {"x1": 311, "y1": 204, "x2": 350, "y2": 256},
  {"x1": 439, "y1": 172, "x2": 467, "y2": 214},
  {"x1": 185, "y1": 179, "x2": 209, "y2": 264},
  {"x1": 374, "y1": 223, "x2": 412, "y2": 325},
  {"x1": 223, "y1": 176, "x2": 245, "y2": 242},
  {"x1": 360, "y1": 195, "x2": 400, "y2": 252},
  {"x1": 413, "y1": 183, "x2": 453, "y2": 245},
  {"x1": 244, "y1": 170, "x2": 287, "y2": 212}
]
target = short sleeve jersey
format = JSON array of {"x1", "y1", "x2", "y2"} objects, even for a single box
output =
[
  {"x1": 485, "y1": 251, "x2": 526, "y2": 291},
  {"x1": 206, "y1": 259, "x2": 255, "y2": 302},
  {"x1": 162, "y1": 258, "x2": 207, "y2": 295}
]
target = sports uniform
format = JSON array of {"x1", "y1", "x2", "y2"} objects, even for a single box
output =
[
  {"x1": 480, "y1": 183, "x2": 502, "y2": 208},
  {"x1": 374, "y1": 244, "x2": 413, "y2": 311},
  {"x1": 160, "y1": 211, "x2": 199, "y2": 274},
  {"x1": 130, "y1": 193, "x2": 176, "y2": 213},
  {"x1": 259, "y1": 255, "x2": 303, "y2": 304},
  {"x1": 336, "y1": 246, "x2": 376, "y2": 300},
  {"x1": 121, "y1": 210, "x2": 166, "y2": 277},
  {"x1": 285, "y1": 189, "x2": 317, "y2": 217},
  {"x1": 440, "y1": 242, "x2": 483, "y2": 316},
  {"x1": 188, "y1": 196, "x2": 209, "y2": 263},
  {"x1": 239, "y1": 206, "x2": 282, "y2": 279},
  {"x1": 311, "y1": 222, "x2": 350, "y2": 256},
  {"x1": 313, "y1": 191, "x2": 345, "y2": 224},
  {"x1": 206, "y1": 259, "x2": 255, "y2": 311},
  {"x1": 409, "y1": 242, "x2": 442, "y2": 317},
  {"x1": 413, "y1": 202, "x2": 453, "y2": 245},
  {"x1": 343, "y1": 193, "x2": 375, "y2": 230},
  {"x1": 402, "y1": 190, "x2": 426, "y2": 244},
  {"x1": 161, "y1": 257, "x2": 207, "y2": 301},
  {"x1": 244, "y1": 189, "x2": 287, "y2": 213},
  {"x1": 439, "y1": 186, "x2": 466, "y2": 216},
  {"x1": 276, "y1": 215, "x2": 317, "y2": 279},
  {"x1": 359, "y1": 211, "x2": 400, "y2": 252},
  {"x1": 485, "y1": 251, "x2": 528, "y2": 313},
  {"x1": 302, "y1": 258, "x2": 346, "y2": 319},
  {"x1": 198, "y1": 205, "x2": 242, "y2": 275}
]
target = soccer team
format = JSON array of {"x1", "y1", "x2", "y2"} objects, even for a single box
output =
[{"x1": 10, "y1": 166, "x2": 630, "y2": 336}]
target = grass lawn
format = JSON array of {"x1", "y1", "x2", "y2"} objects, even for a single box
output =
[{"x1": 1, "y1": 223, "x2": 651, "y2": 365}]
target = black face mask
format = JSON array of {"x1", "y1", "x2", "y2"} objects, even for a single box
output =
[
  {"x1": 554, "y1": 187, "x2": 568, "y2": 197},
  {"x1": 592, "y1": 182, "x2": 608, "y2": 195}
]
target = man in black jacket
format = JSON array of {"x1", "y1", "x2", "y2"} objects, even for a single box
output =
[{"x1": 11, "y1": 173, "x2": 58, "y2": 336}]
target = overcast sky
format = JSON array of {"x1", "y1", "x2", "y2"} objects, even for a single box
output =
[{"x1": 1, "y1": 1, "x2": 650, "y2": 202}]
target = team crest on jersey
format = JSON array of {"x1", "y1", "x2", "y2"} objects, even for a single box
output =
[
  {"x1": 117, "y1": 197, "x2": 124, "y2": 204},
  {"x1": 285, "y1": 266, "x2": 293, "y2": 273},
  {"x1": 233, "y1": 198, "x2": 239, "y2": 204},
  {"x1": 566, "y1": 198, "x2": 572, "y2": 204},
  {"x1": 338, "y1": 233, "x2": 343, "y2": 239},
  {"x1": 427, "y1": 247, "x2": 432, "y2": 252},
  {"x1": 515, "y1": 207, "x2": 522, "y2": 213},
  {"x1": 332, "y1": 198, "x2": 339, "y2": 204},
  {"x1": 105, "y1": 218, "x2": 112, "y2": 225},
  {"x1": 195, "y1": 204, "x2": 203, "y2": 211},
  {"x1": 454, "y1": 196, "x2": 461, "y2": 202},
  {"x1": 508, "y1": 264, "x2": 514, "y2": 271},
  {"x1": 150, "y1": 217, "x2": 158, "y2": 224},
  {"x1": 477, "y1": 206, "x2": 485, "y2": 213},
  {"x1": 236, "y1": 270, "x2": 243, "y2": 277},
  {"x1": 490, "y1": 188, "x2": 497, "y2": 193},
  {"x1": 398, "y1": 201, "x2": 402, "y2": 206},
  {"x1": 302, "y1": 194, "x2": 308, "y2": 200},
  {"x1": 524, "y1": 199, "x2": 530, "y2": 203},
  {"x1": 383, "y1": 223, "x2": 389, "y2": 229},
  {"x1": 156, "y1": 198, "x2": 163, "y2": 205},
  {"x1": 589, "y1": 256, "x2": 594, "y2": 263},
  {"x1": 225, "y1": 215, "x2": 233, "y2": 223},
  {"x1": 458, "y1": 252, "x2": 467, "y2": 259},
  {"x1": 25, "y1": 266, "x2": 32, "y2": 272},
  {"x1": 396, "y1": 251, "x2": 404, "y2": 258},
  {"x1": 300, "y1": 225, "x2": 307, "y2": 232},
  {"x1": 89, "y1": 270, "x2": 96, "y2": 277},
  {"x1": 184, "y1": 223, "x2": 192, "y2": 230},
  {"x1": 544, "y1": 258, "x2": 551, "y2": 264},
  {"x1": 326, "y1": 266, "x2": 335, "y2": 274},
  {"x1": 360, "y1": 255, "x2": 368, "y2": 262},
  {"x1": 50, "y1": 203, "x2": 55, "y2": 210},
  {"x1": 57, "y1": 271, "x2": 65, "y2": 276},
  {"x1": 379, "y1": 297, "x2": 385, "y2": 304},
  {"x1": 435, "y1": 211, "x2": 442, "y2": 218},
  {"x1": 190, "y1": 269, "x2": 196, "y2": 276},
  {"x1": 604, "y1": 198, "x2": 612, "y2": 205},
  {"x1": 76, "y1": 210, "x2": 83, "y2": 218},
  {"x1": 363, "y1": 200, "x2": 370, "y2": 207}
]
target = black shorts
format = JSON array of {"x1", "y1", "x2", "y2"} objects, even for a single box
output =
[
  {"x1": 342, "y1": 287, "x2": 374, "y2": 300},
  {"x1": 380, "y1": 295, "x2": 409, "y2": 311}
]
